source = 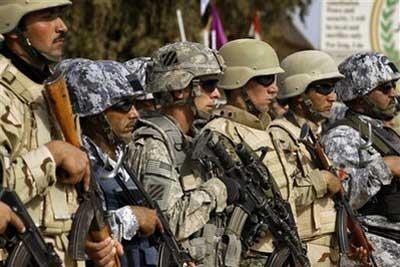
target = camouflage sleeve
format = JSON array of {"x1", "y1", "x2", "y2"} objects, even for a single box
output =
[
  {"x1": 125, "y1": 137, "x2": 227, "y2": 240},
  {"x1": 322, "y1": 125, "x2": 392, "y2": 209},
  {"x1": 269, "y1": 127, "x2": 327, "y2": 208},
  {"x1": 0, "y1": 85, "x2": 56, "y2": 203}
]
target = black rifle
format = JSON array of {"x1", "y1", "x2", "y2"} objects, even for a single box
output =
[
  {"x1": 192, "y1": 129, "x2": 310, "y2": 267},
  {"x1": 0, "y1": 187, "x2": 62, "y2": 267},
  {"x1": 103, "y1": 150, "x2": 192, "y2": 267}
]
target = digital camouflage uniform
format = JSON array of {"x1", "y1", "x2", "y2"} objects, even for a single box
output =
[
  {"x1": 0, "y1": 1, "x2": 84, "y2": 266},
  {"x1": 59, "y1": 59, "x2": 159, "y2": 267},
  {"x1": 126, "y1": 42, "x2": 231, "y2": 266},
  {"x1": 322, "y1": 52, "x2": 400, "y2": 265}
]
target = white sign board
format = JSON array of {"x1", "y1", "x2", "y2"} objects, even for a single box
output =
[{"x1": 320, "y1": 0, "x2": 400, "y2": 65}]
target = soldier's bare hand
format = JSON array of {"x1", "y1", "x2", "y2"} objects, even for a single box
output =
[
  {"x1": 131, "y1": 206, "x2": 163, "y2": 237},
  {"x1": 46, "y1": 140, "x2": 90, "y2": 191},
  {"x1": 85, "y1": 236, "x2": 123, "y2": 267},
  {"x1": 0, "y1": 201, "x2": 25, "y2": 234},
  {"x1": 349, "y1": 245, "x2": 371, "y2": 266},
  {"x1": 383, "y1": 156, "x2": 400, "y2": 177},
  {"x1": 321, "y1": 170, "x2": 342, "y2": 196}
]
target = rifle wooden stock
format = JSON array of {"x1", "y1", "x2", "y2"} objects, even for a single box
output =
[
  {"x1": 44, "y1": 71, "x2": 120, "y2": 267},
  {"x1": 307, "y1": 127, "x2": 375, "y2": 266}
]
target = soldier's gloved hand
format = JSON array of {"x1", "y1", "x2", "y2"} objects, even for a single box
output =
[
  {"x1": 321, "y1": 170, "x2": 341, "y2": 196},
  {"x1": 220, "y1": 176, "x2": 240, "y2": 205},
  {"x1": 46, "y1": 140, "x2": 91, "y2": 191},
  {"x1": 0, "y1": 201, "x2": 25, "y2": 234},
  {"x1": 130, "y1": 206, "x2": 163, "y2": 237},
  {"x1": 85, "y1": 236, "x2": 124, "y2": 267}
]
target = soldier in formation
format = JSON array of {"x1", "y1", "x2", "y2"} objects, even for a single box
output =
[{"x1": 2, "y1": 1, "x2": 400, "y2": 265}]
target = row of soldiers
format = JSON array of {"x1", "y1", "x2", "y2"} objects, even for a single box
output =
[{"x1": 1, "y1": 1, "x2": 400, "y2": 267}]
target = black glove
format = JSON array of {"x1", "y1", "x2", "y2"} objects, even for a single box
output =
[{"x1": 220, "y1": 176, "x2": 240, "y2": 205}]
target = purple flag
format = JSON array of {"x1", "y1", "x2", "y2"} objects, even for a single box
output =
[{"x1": 211, "y1": 4, "x2": 227, "y2": 49}]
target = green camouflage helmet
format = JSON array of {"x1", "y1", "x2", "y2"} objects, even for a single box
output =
[
  {"x1": 218, "y1": 39, "x2": 284, "y2": 90},
  {"x1": 278, "y1": 50, "x2": 343, "y2": 100},
  {"x1": 147, "y1": 41, "x2": 225, "y2": 94},
  {"x1": 0, "y1": 0, "x2": 71, "y2": 34}
]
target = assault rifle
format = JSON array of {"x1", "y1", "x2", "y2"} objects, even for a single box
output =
[
  {"x1": 44, "y1": 71, "x2": 120, "y2": 266},
  {"x1": 0, "y1": 187, "x2": 62, "y2": 267},
  {"x1": 299, "y1": 123, "x2": 376, "y2": 267},
  {"x1": 192, "y1": 129, "x2": 310, "y2": 267}
]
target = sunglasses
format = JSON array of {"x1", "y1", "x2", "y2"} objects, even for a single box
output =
[
  {"x1": 308, "y1": 82, "x2": 335, "y2": 95},
  {"x1": 254, "y1": 75, "x2": 276, "y2": 87},
  {"x1": 200, "y1": 79, "x2": 219, "y2": 92},
  {"x1": 111, "y1": 98, "x2": 135, "y2": 112},
  {"x1": 377, "y1": 81, "x2": 397, "y2": 94}
]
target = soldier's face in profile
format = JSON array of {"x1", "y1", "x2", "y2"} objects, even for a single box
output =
[
  {"x1": 368, "y1": 81, "x2": 397, "y2": 110},
  {"x1": 105, "y1": 99, "x2": 140, "y2": 143},
  {"x1": 246, "y1": 75, "x2": 278, "y2": 112},
  {"x1": 306, "y1": 81, "x2": 337, "y2": 113},
  {"x1": 194, "y1": 79, "x2": 221, "y2": 113},
  {"x1": 21, "y1": 7, "x2": 68, "y2": 61}
]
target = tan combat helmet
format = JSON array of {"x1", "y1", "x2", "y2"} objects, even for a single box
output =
[
  {"x1": 277, "y1": 50, "x2": 343, "y2": 100},
  {"x1": 218, "y1": 38, "x2": 284, "y2": 90},
  {"x1": 0, "y1": 0, "x2": 71, "y2": 34}
]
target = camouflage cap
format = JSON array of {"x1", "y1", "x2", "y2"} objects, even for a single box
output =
[
  {"x1": 147, "y1": 41, "x2": 224, "y2": 94},
  {"x1": 60, "y1": 59, "x2": 142, "y2": 117},
  {"x1": 334, "y1": 52, "x2": 400, "y2": 102}
]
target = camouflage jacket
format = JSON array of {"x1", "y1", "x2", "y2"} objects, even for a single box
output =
[
  {"x1": 0, "y1": 53, "x2": 79, "y2": 259},
  {"x1": 322, "y1": 110, "x2": 393, "y2": 209},
  {"x1": 125, "y1": 115, "x2": 227, "y2": 241}
]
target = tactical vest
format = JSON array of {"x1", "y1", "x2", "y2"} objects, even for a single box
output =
[
  {"x1": 90, "y1": 150, "x2": 158, "y2": 267},
  {"x1": 269, "y1": 118, "x2": 337, "y2": 240},
  {"x1": 331, "y1": 112, "x2": 400, "y2": 221},
  {"x1": 206, "y1": 106, "x2": 294, "y2": 253},
  {"x1": 134, "y1": 115, "x2": 231, "y2": 266},
  {"x1": 0, "y1": 54, "x2": 78, "y2": 233}
]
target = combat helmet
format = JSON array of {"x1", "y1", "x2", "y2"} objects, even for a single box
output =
[
  {"x1": 335, "y1": 52, "x2": 400, "y2": 102},
  {"x1": 147, "y1": 41, "x2": 225, "y2": 106},
  {"x1": 59, "y1": 59, "x2": 144, "y2": 117},
  {"x1": 218, "y1": 38, "x2": 283, "y2": 90},
  {"x1": 0, "y1": 0, "x2": 71, "y2": 62},
  {"x1": 278, "y1": 50, "x2": 343, "y2": 100}
]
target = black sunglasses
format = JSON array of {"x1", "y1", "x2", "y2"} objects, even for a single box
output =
[
  {"x1": 308, "y1": 82, "x2": 335, "y2": 95},
  {"x1": 254, "y1": 75, "x2": 276, "y2": 87},
  {"x1": 377, "y1": 81, "x2": 397, "y2": 94},
  {"x1": 200, "y1": 79, "x2": 219, "y2": 92},
  {"x1": 111, "y1": 98, "x2": 135, "y2": 112}
]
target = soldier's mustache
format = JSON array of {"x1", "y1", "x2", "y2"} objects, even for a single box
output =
[{"x1": 53, "y1": 32, "x2": 67, "y2": 43}]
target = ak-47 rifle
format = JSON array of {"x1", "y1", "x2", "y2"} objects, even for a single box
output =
[
  {"x1": 299, "y1": 123, "x2": 376, "y2": 267},
  {"x1": 192, "y1": 129, "x2": 310, "y2": 267},
  {"x1": 100, "y1": 149, "x2": 192, "y2": 267},
  {"x1": 44, "y1": 71, "x2": 120, "y2": 266},
  {"x1": 0, "y1": 187, "x2": 62, "y2": 267}
]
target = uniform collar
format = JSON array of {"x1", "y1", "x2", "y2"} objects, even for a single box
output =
[
  {"x1": 347, "y1": 109, "x2": 384, "y2": 128},
  {"x1": 211, "y1": 105, "x2": 271, "y2": 130},
  {"x1": 0, "y1": 45, "x2": 51, "y2": 84},
  {"x1": 285, "y1": 110, "x2": 322, "y2": 135}
]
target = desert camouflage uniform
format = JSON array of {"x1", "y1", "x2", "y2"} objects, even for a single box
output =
[
  {"x1": 269, "y1": 111, "x2": 341, "y2": 266},
  {"x1": 204, "y1": 105, "x2": 302, "y2": 266},
  {"x1": 0, "y1": 50, "x2": 80, "y2": 266}
]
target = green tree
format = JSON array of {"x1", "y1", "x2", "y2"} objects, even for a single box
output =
[{"x1": 64, "y1": 0, "x2": 312, "y2": 60}]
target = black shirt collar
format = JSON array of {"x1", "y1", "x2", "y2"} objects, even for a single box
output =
[{"x1": 0, "y1": 45, "x2": 51, "y2": 84}]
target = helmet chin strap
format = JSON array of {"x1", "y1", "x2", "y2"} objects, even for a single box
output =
[
  {"x1": 300, "y1": 94, "x2": 327, "y2": 123},
  {"x1": 101, "y1": 114, "x2": 124, "y2": 147},
  {"x1": 361, "y1": 95, "x2": 398, "y2": 121},
  {"x1": 15, "y1": 28, "x2": 59, "y2": 65},
  {"x1": 240, "y1": 86, "x2": 259, "y2": 115}
]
